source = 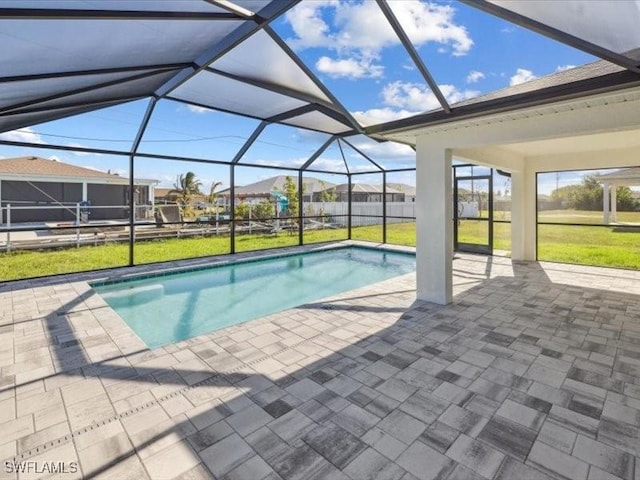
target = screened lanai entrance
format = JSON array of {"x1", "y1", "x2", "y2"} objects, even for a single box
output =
[
  {"x1": 454, "y1": 173, "x2": 493, "y2": 255},
  {"x1": 451, "y1": 165, "x2": 512, "y2": 257}
]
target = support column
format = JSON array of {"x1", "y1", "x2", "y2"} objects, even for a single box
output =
[
  {"x1": 603, "y1": 182, "x2": 610, "y2": 224},
  {"x1": 511, "y1": 166, "x2": 537, "y2": 261},
  {"x1": 610, "y1": 185, "x2": 617, "y2": 223},
  {"x1": 82, "y1": 182, "x2": 88, "y2": 202},
  {"x1": 415, "y1": 141, "x2": 452, "y2": 305}
]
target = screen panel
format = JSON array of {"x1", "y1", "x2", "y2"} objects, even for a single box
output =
[
  {"x1": 170, "y1": 70, "x2": 307, "y2": 119},
  {"x1": 212, "y1": 29, "x2": 332, "y2": 104},
  {"x1": 0, "y1": 19, "x2": 243, "y2": 77},
  {"x1": 489, "y1": 1, "x2": 640, "y2": 60}
]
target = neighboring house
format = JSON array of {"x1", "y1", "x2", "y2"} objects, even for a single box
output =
[
  {"x1": 218, "y1": 175, "x2": 336, "y2": 205},
  {"x1": 386, "y1": 183, "x2": 416, "y2": 202},
  {"x1": 313, "y1": 183, "x2": 405, "y2": 203},
  {"x1": 0, "y1": 156, "x2": 157, "y2": 224}
]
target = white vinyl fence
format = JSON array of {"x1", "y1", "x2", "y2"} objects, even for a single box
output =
[{"x1": 304, "y1": 202, "x2": 416, "y2": 227}]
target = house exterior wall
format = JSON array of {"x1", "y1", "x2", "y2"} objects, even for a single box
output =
[
  {"x1": 0, "y1": 180, "x2": 151, "y2": 224},
  {"x1": 1, "y1": 180, "x2": 81, "y2": 223},
  {"x1": 86, "y1": 184, "x2": 129, "y2": 220}
]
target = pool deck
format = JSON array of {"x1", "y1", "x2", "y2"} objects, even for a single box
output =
[{"x1": 1, "y1": 242, "x2": 640, "y2": 479}]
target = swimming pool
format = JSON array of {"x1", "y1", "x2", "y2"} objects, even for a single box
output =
[{"x1": 94, "y1": 247, "x2": 415, "y2": 348}]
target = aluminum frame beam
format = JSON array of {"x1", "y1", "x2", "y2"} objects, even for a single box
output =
[
  {"x1": 0, "y1": 68, "x2": 178, "y2": 116},
  {"x1": 0, "y1": 8, "x2": 242, "y2": 20},
  {"x1": 375, "y1": 0, "x2": 451, "y2": 113},
  {"x1": 0, "y1": 94, "x2": 147, "y2": 119},
  {"x1": 232, "y1": 121, "x2": 267, "y2": 163},
  {"x1": 336, "y1": 139, "x2": 350, "y2": 174},
  {"x1": 340, "y1": 138, "x2": 384, "y2": 171},
  {"x1": 154, "y1": 0, "x2": 300, "y2": 98},
  {"x1": 461, "y1": 0, "x2": 640, "y2": 74},
  {"x1": 0, "y1": 63, "x2": 193, "y2": 84},
  {"x1": 300, "y1": 136, "x2": 336, "y2": 171},
  {"x1": 206, "y1": 0, "x2": 257, "y2": 20},
  {"x1": 263, "y1": 25, "x2": 363, "y2": 133},
  {"x1": 205, "y1": 67, "x2": 342, "y2": 115},
  {"x1": 0, "y1": 138, "x2": 352, "y2": 176},
  {"x1": 265, "y1": 105, "x2": 317, "y2": 123}
]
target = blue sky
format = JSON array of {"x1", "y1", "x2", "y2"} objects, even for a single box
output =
[{"x1": 0, "y1": 1, "x2": 601, "y2": 191}]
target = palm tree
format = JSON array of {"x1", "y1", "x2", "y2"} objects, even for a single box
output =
[
  {"x1": 208, "y1": 181, "x2": 223, "y2": 213},
  {"x1": 171, "y1": 171, "x2": 202, "y2": 206}
]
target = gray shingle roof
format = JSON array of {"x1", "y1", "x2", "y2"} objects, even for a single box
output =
[
  {"x1": 0, "y1": 156, "x2": 125, "y2": 180},
  {"x1": 453, "y1": 59, "x2": 626, "y2": 108},
  {"x1": 219, "y1": 175, "x2": 335, "y2": 196}
]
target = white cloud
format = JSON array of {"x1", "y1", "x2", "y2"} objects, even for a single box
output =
[
  {"x1": 352, "y1": 107, "x2": 418, "y2": 127},
  {"x1": 556, "y1": 64, "x2": 576, "y2": 72},
  {"x1": 353, "y1": 81, "x2": 478, "y2": 126},
  {"x1": 186, "y1": 104, "x2": 210, "y2": 114},
  {"x1": 351, "y1": 138, "x2": 415, "y2": 161},
  {"x1": 509, "y1": 68, "x2": 537, "y2": 86},
  {"x1": 312, "y1": 158, "x2": 346, "y2": 171},
  {"x1": 285, "y1": 0, "x2": 337, "y2": 50},
  {"x1": 466, "y1": 70, "x2": 485, "y2": 84},
  {"x1": 286, "y1": 1, "x2": 472, "y2": 56},
  {"x1": 0, "y1": 127, "x2": 44, "y2": 144},
  {"x1": 384, "y1": 81, "x2": 478, "y2": 111},
  {"x1": 316, "y1": 55, "x2": 383, "y2": 79}
]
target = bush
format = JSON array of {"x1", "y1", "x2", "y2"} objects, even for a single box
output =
[{"x1": 235, "y1": 201, "x2": 275, "y2": 220}]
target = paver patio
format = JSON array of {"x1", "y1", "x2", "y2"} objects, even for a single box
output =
[{"x1": 1, "y1": 243, "x2": 640, "y2": 480}]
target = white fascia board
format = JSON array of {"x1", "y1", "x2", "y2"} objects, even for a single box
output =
[{"x1": 0, "y1": 173, "x2": 158, "y2": 185}]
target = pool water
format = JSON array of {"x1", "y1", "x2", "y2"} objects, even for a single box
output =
[{"x1": 94, "y1": 247, "x2": 415, "y2": 348}]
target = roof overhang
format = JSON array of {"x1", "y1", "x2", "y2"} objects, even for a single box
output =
[
  {"x1": 367, "y1": 70, "x2": 640, "y2": 145},
  {"x1": 0, "y1": 173, "x2": 158, "y2": 185}
]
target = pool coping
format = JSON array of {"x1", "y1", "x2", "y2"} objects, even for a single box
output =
[
  {"x1": 90, "y1": 242, "x2": 416, "y2": 288},
  {"x1": 0, "y1": 240, "x2": 415, "y2": 293}
]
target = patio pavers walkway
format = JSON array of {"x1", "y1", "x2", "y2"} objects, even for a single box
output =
[{"x1": 1, "y1": 246, "x2": 640, "y2": 479}]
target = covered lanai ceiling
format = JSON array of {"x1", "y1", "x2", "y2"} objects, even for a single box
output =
[{"x1": 1, "y1": 0, "x2": 639, "y2": 173}]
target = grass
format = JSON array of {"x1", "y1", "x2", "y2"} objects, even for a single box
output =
[
  {"x1": 0, "y1": 228, "x2": 353, "y2": 281},
  {"x1": 537, "y1": 224, "x2": 640, "y2": 269},
  {"x1": 457, "y1": 220, "x2": 511, "y2": 251},
  {"x1": 2, "y1": 218, "x2": 639, "y2": 281},
  {"x1": 538, "y1": 209, "x2": 640, "y2": 224}
]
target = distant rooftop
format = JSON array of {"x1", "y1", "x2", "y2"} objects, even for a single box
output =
[
  {"x1": 0, "y1": 156, "x2": 157, "y2": 184},
  {"x1": 218, "y1": 175, "x2": 336, "y2": 196},
  {"x1": 595, "y1": 167, "x2": 640, "y2": 185}
]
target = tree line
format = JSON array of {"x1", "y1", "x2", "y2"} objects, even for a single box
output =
[{"x1": 551, "y1": 175, "x2": 639, "y2": 211}]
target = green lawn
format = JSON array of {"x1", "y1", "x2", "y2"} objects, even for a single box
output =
[
  {"x1": 2, "y1": 219, "x2": 639, "y2": 281},
  {"x1": 387, "y1": 222, "x2": 416, "y2": 246},
  {"x1": 537, "y1": 224, "x2": 640, "y2": 269},
  {"x1": 457, "y1": 220, "x2": 511, "y2": 251},
  {"x1": 538, "y1": 209, "x2": 640, "y2": 224}
]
